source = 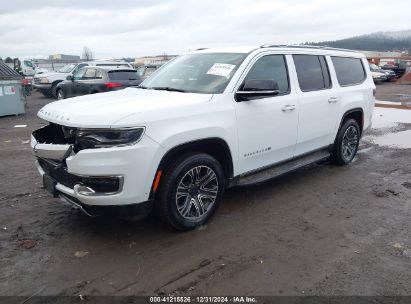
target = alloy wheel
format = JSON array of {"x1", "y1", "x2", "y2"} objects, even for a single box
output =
[
  {"x1": 175, "y1": 165, "x2": 219, "y2": 220},
  {"x1": 57, "y1": 90, "x2": 64, "y2": 100},
  {"x1": 341, "y1": 125, "x2": 358, "y2": 162}
]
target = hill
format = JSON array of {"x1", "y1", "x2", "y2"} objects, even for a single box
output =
[{"x1": 305, "y1": 30, "x2": 411, "y2": 52}]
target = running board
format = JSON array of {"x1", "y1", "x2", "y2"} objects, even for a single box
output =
[{"x1": 236, "y1": 150, "x2": 330, "y2": 186}]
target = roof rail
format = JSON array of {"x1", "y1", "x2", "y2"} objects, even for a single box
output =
[
  {"x1": 196, "y1": 48, "x2": 209, "y2": 51},
  {"x1": 260, "y1": 44, "x2": 358, "y2": 53}
]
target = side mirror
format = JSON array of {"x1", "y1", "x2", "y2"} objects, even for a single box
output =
[
  {"x1": 235, "y1": 79, "x2": 279, "y2": 102},
  {"x1": 66, "y1": 75, "x2": 73, "y2": 81}
]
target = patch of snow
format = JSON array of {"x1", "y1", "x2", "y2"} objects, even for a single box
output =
[{"x1": 372, "y1": 107, "x2": 411, "y2": 129}]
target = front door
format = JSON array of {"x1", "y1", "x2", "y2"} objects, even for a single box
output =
[
  {"x1": 234, "y1": 54, "x2": 299, "y2": 174},
  {"x1": 70, "y1": 68, "x2": 87, "y2": 97},
  {"x1": 77, "y1": 67, "x2": 97, "y2": 95}
]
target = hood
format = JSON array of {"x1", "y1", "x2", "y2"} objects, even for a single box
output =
[
  {"x1": 38, "y1": 88, "x2": 213, "y2": 128},
  {"x1": 35, "y1": 71, "x2": 68, "y2": 80}
]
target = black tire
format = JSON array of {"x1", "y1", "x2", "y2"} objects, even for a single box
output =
[
  {"x1": 56, "y1": 88, "x2": 65, "y2": 100},
  {"x1": 50, "y1": 84, "x2": 58, "y2": 98},
  {"x1": 39, "y1": 89, "x2": 53, "y2": 98},
  {"x1": 156, "y1": 153, "x2": 225, "y2": 231},
  {"x1": 331, "y1": 118, "x2": 360, "y2": 165}
]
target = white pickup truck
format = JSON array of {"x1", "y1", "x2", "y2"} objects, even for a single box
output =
[
  {"x1": 31, "y1": 45, "x2": 375, "y2": 230},
  {"x1": 33, "y1": 61, "x2": 133, "y2": 98}
]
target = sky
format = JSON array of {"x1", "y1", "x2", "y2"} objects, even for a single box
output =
[{"x1": 1, "y1": 0, "x2": 410, "y2": 59}]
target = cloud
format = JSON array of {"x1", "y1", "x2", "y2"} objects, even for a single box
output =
[{"x1": 0, "y1": 0, "x2": 410, "y2": 59}]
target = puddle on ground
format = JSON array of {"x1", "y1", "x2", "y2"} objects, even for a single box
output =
[{"x1": 372, "y1": 129, "x2": 411, "y2": 149}]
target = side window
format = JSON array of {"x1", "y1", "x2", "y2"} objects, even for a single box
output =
[
  {"x1": 72, "y1": 63, "x2": 87, "y2": 75},
  {"x1": 136, "y1": 67, "x2": 145, "y2": 77},
  {"x1": 73, "y1": 68, "x2": 86, "y2": 81},
  {"x1": 293, "y1": 55, "x2": 331, "y2": 92},
  {"x1": 331, "y1": 57, "x2": 366, "y2": 86},
  {"x1": 243, "y1": 55, "x2": 289, "y2": 95},
  {"x1": 83, "y1": 68, "x2": 97, "y2": 79},
  {"x1": 95, "y1": 70, "x2": 104, "y2": 79}
]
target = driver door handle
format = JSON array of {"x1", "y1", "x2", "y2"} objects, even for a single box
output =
[
  {"x1": 282, "y1": 104, "x2": 296, "y2": 112},
  {"x1": 328, "y1": 97, "x2": 338, "y2": 103}
]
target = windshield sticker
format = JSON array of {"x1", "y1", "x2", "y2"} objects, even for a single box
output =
[{"x1": 207, "y1": 63, "x2": 236, "y2": 77}]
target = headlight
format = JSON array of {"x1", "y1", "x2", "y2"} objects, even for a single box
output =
[
  {"x1": 75, "y1": 128, "x2": 144, "y2": 150},
  {"x1": 39, "y1": 78, "x2": 50, "y2": 84}
]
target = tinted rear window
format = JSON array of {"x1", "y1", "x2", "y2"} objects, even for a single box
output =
[
  {"x1": 331, "y1": 57, "x2": 366, "y2": 86},
  {"x1": 293, "y1": 55, "x2": 331, "y2": 92},
  {"x1": 108, "y1": 70, "x2": 139, "y2": 81}
]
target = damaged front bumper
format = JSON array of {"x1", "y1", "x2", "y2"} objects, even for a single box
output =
[{"x1": 30, "y1": 124, "x2": 163, "y2": 211}]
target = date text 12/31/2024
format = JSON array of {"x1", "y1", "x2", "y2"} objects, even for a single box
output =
[{"x1": 149, "y1": 296, "x2": 258, "y2": 303}]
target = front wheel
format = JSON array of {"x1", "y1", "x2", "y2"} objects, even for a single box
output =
[
  {"x1": 331, "y1": 118, "x2": 360, "y2": 165},
  {"x1": 156, "y1": 153, "x2": 225, "y2": 230},
  {"x1": 56, "y1": 88, "x2": 65, "y2": 100}
]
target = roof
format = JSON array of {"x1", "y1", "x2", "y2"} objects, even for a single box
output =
[
  {"x1": 96, "y1": 66, "x2": 135, "y2": 71},
  {"x1": 84, "y1": 60, "x2": 131, "y2": 65},
  {"x1": 0, "y1": 61, "x2": 23, "y2": 80},
  {"x1": 193, "y1": 45, "x2": 365, "y2": 58}
]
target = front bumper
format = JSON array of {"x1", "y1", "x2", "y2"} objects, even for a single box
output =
[
  {"x1": 373, "y1": 76, "x2": 387, "y2": 82},
  {"x1": 33, "y1": 83, "x2": 52, "y2": 90},
  {"x1": 31, "y1": 129, "x2": 166, "y2": 207}
]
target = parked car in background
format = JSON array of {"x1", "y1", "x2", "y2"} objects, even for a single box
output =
[
  {"x1": 369, "y1": 63, "x2": 396, "y2": 81},
  {"x1": 31, "y1": 46, "x2": 375, "y2": 230},
  {"x1": 371, "y1": 70, "x2": 387, "y2": 83},
  {"x1": 135, "y1": 64, "x2": 162, "y2": 84},
  {"x1": 55, "y1": 66, "x2": 140, "y2": 99},
  {"x1": 382, "y1": 63, "x2": 406, "y2": 78},
  {"x1": 33, "y1": 61, "x2": 133, "y2": 98}
]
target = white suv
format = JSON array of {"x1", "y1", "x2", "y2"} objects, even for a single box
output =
[{"x1": 31, "y1": 46, "x2": 375, "y2": 230}]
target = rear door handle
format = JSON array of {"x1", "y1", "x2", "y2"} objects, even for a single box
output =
[
  {"x1": 282, "y1": 104, "x2": 296, "y2": 112},
  {"x1": 328, "y1": 97, "x2": 338, "y2": 103}
]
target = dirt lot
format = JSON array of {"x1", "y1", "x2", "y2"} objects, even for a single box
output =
[{"x1": 0, "y1": 86, "x2": 410, "y2": 298}]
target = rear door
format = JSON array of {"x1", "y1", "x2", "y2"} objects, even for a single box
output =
[{"x1": 292, "y1": 54, "x2": 339, "y2": 156}]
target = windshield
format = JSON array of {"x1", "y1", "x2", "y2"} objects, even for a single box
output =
[
  {"x1": 24, "y1": 61, "x2": 34, "y2": 68},
  {"x1": 141, "y1": 53, "x2": 247, "y2": 94},
  {"x1": 58, "y1": 64, "x2": 76, "y2": 73}
]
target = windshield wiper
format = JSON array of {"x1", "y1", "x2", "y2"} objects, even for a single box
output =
[{"x1": 151, "y1": 86, "x2": 187, "y2": 93}]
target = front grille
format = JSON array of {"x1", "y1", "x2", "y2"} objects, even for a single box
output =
[
  {"x1": 33, "y1": 123, "x2": 75, "y2": 145},
  {"x1": 38, "y1": 158, "x2": 81, "y2": 189},
  {"x1": 38, "y1": 158, "x2": 121, "y2": 193},
  {"x1": 34, "y1": 78, "x2": 40, "y2": 84}
]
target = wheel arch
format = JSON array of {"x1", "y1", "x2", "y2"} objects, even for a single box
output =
[
  {"x1": 149, "y1": 137, "x2": 234, "y2": 199},
  {"x1": 338, "y1": 108, "x2": 364, "y2": 135},
  {"x1": 51, "y1": 80, "x2": 63, "y2": 97}
]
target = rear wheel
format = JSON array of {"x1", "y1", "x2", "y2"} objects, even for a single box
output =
[
  {"x1": 156, "y1": 153, "x2": 225, "y2": 230},
  {"x1": 331, "y1": 118, "x2": 360, "y2": 165}
]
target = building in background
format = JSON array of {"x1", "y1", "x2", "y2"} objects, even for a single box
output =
[
  {"x1": 48, "y1": 54, "x2": 81, "y2": 62},
  {"x1": 364, "y1": 51, "x2": 411, "y2": 68},
  {"x1": 134, "y1": 54, "x2": 177, "y2": 67}
]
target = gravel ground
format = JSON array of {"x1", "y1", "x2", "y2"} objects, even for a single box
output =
[{"x1": 0, "y1": 89, "x2": 410, "y2": 297}]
